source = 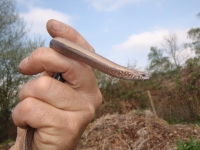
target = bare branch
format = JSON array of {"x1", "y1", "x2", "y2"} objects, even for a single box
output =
[{"x1": 162, "y1": 33, "x2": 190, "y2": 69}]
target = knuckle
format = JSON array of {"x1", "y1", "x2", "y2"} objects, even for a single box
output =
[
  {"x1": 20, "y1": 98, "x2": 34, "y2": 113},
  {"x1": 29, "y1": 47, "x2": 48, "y2": 63},
  {"x1": 29, "y1": 48, "x2": 42, "y2": 62},
  {"x1": 19, "y1": 76, "x2": 53, "y2": 101},
  {"x1": 12, "y1": 98, "x2": 34, "y2": 126},
  {"x1": 86, "y1": 103, "x2": 95, "y2": 120},
  {"x1": 94, "y1": 89, "x2": 103, "y2": 109},
  {"x1": 81, "y1": 101, "x2": 96, "y2": 123},
  {"x1": 97, "y1": 90, "x2": 103, "y2": 106},
  {"x1": 34, "y1": 76, "x2": 53, "y2": 94}
]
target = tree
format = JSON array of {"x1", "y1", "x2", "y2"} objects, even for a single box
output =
[
  {"x1": 0, "y1": 0, "x2": 44, "y2": 142},
  {"x1": 187, "y1": 13, "x2": 200, "y2": 56},
  {"x1": 147, "y1": 47, "x2": 171, "y2": 73},
  {"x1": 162, "y1": 33, "x2": 189, "y2": 69}
]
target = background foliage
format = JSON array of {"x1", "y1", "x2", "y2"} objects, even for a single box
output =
[
  {"x1": 95, "y1": 12, "x2": 200, "y2": 124},
  {"x1": 0, "y1": 0, "x2": 44, "y2": 142}
]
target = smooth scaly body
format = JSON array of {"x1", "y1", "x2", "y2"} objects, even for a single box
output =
[{"x1": 23, "y1": 37, "x2": 150, "y2": 150}]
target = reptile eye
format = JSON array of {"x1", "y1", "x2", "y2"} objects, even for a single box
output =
[{"x1": 140, "y1": 74, "x2": 150, "y2": 80}]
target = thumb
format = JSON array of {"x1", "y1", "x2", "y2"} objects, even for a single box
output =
[{"x1": 46, "y1": 19, "x2": 94, "y2": 52}]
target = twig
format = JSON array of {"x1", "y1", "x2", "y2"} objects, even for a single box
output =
[{"x1": 147, "y1": 90, "x2": 157, "y2": 117}]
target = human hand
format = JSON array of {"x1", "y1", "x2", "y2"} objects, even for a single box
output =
[{"x1": 10, "y1": 19, "x2": 102, "y2": 150}]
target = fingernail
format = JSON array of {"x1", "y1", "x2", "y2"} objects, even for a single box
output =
[
  {"x1": 51, "y1": 20, "x2": 67, "y2": 32},
  {"x1": 18, "y1": 57, "x2": 28, "y2": 72}
]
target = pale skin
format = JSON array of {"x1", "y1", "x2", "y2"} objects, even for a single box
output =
[{"x1": 10, "y1": 19, "x2": 102, "y2": 150}]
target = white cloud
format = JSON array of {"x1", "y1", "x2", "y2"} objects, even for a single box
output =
[
  {"x1": 113, "y1": 29, "x2": 169, "y2": 53},
  {"x1": 20, "y1": 7, "x2": 71, "y2": 36},
  {"x1": 107, "y1": 28, "x2": 192, "y2": 68},
  {"x1": 85, "y1": 0, "x2": 144, "y2": 11}
]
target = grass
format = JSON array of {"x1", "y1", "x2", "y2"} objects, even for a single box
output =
[
  {"x1": 176, "y1": 137, "x2": 200, "y2": 150},
  {"x1": 0, "y1": 139, "x2": 14, "y2": 145},
  {"x1": 193, "y1": 119, "x2": 200, "y2": 127}
]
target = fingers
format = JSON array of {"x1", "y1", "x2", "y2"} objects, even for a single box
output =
[
  {"x1": 18, "y1": 19, "x2": 99, "y2": 93},
  {"x1": 12, "y1": 97, "x2": 92, "y2": 149},
  {"x1": 46, "y1": 19, "x2": 94, "y2": 52},
  {"x1": 13, "y1": 96, "x2": 94, "y2": 135},
  {"x1": 12, "y1": 98, "x2": 64, "y2": 129},
  {"x1": 18, "y1": 47, "x2": 85, "y2": 75},
  {"x1": 19, "y1": 19, "x2": 95, "y2": 75},
  {"x1": 18, "y1": 47, "x2": 99, "y2": 94},
  {"x1": 13, "y1": 85, "x2": 95, "y2": 132},
  {"x1": 18, "y1": 76, "x2": 93, "y2": 112}
]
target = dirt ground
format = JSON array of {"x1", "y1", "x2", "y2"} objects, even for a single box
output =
[
  {"x1": 1, "y1": 110, "x2": 200, "y2": 150},
  {"x1": 77, "y1": 110, "x2": 200, "y2": 150}
]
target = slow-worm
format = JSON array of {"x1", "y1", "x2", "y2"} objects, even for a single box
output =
[{"x1": 23, "y1": 37, "x2": 150, "y2": 150}]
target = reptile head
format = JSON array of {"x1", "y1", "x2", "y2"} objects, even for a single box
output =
[{"x1": 139, "y1": 73, "x2": 150, "y2": 80}]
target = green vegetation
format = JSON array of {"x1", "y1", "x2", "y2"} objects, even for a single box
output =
[
  {"x1": 0, "y1": 139, "x2": 14, "y2": 145},
  {"x1": 176, "y1": 138, "x2": 200, "y2": 150},
  {"x1": 95, "y1": 63, "x2": 200, "y2": 123},
  {"x1": 0, "y1": 0, "x2": 44, "y2": 142}
]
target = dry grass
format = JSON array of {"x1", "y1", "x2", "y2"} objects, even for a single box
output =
[{"x1": 77, "y1": 110, "x2": 200, "y2": 150}]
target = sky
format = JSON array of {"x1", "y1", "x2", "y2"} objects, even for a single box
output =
[{"x1": 16, "y1": 0, "x2": 200, "y2": 70}]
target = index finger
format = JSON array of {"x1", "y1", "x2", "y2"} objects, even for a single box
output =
[{"x1": 46, "y1": 19, "x2": 94, "y2": 52}]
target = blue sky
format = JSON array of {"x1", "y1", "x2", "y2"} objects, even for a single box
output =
[{"x1": 16, "y1": 0, "x2": 200, "y2": 69}]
